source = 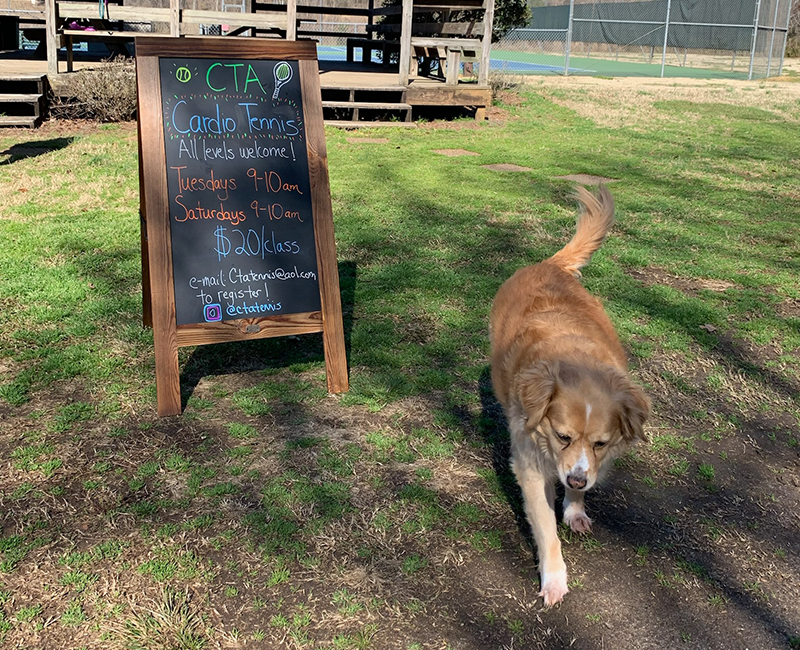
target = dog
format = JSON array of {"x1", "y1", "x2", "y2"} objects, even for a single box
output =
[{"x1": 489, "y1": 186, "x2": 650, "y2": 606}]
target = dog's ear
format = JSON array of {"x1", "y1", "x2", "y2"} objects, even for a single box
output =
[
  {"x1": 515, "y1": 361, "x2": 558, "y2": 428},
  {"x1": 613, "y1": 377, "x2": 651, "y2": 443}
]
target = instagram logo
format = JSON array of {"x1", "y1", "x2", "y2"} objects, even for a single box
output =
[{"x1": 204, "y1": 304, "x2": 222, "y2": 322}]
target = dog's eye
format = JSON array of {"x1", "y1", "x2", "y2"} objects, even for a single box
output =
[
  {"x1": 594, "y1": 440, "x2": 608, "y2": 449},
  {"x1": 556, "y1": 433, "x2": 571, "y2": 444}
]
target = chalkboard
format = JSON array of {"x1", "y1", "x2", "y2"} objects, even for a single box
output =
[
  {"x1": 160, "y1": 57, "x2": 321, "y2": 326},
  {"x1": 136, "y1": 38, "x2": 348, "y2": 416}
]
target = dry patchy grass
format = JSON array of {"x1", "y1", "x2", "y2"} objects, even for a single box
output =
[{"x1": 529, "y1": 75, "x2": 800, "y2": 130}]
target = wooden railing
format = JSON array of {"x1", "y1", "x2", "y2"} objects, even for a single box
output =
[
  {"x1": 44, "y1": 0, "x2": 495, "y2": 87},
  {"x1": 395, "y1": 0, "x2": 494, "y2": 85},
  {"x1": 46, "y1": 0, "x2": 290, "y2": 74}
]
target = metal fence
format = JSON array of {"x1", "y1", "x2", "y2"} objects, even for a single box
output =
[
  {"x1": 10, "y1": 0, "x2": 793, "y2": 79},
  {"x1": 494, "y1": 0, "x2": 794, "y2": 79}
]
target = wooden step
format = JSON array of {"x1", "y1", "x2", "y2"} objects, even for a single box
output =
[
  {"x1": 0, "y1": 74, "x2": 46, "y2": 83},
  {"x1": 323, "y1": 100, "x2": 413, "y2": 124},
  {"x1": 321, "y1": 85, "x2": 406, "y2": 93},
  {"x1": 325, "y1": 120, "x2": 417, "y2": 129},
  {"x1": 322, "y1": 101, "x2": 412, "y2": 110},
  {"x1": 0, "y1": 94, "x2": 43, "y2": 103},
  {"x1": 0, "y1": 115, "x2": 39, "y2": 128},
  {"x1": 0, "y1": 75, "x2": 47, "y2": 128},
  {"x1": 0, "y1": 76, "x2": 47, "y2": 92}
]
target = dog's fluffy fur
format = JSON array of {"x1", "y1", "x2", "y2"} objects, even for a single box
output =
[{"x1": 489, "y1": 186, "x2": 650, "y2": 606}]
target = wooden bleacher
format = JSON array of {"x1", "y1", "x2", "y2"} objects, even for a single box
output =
[
  {"x1": 13, "y1": 0, "x2": 495, "y2": 123},
  {"x1": 47, "y1": 0, "x2": 289, "y2": 74}
]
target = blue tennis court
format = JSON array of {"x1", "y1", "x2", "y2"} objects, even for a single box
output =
[{"x1": 315, "y1": 45, "x2": 594, "y2": 74}]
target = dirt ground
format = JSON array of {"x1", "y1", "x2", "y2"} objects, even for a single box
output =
[{"x1": 2, "y1": 339, "x2": 798, "y2": 650}]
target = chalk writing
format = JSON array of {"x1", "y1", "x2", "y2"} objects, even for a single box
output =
[
  {"x1": 239, "y1": 142, "x2": 296, "y2": 160},
  {"x1": 171, "y1": 166, "x2": 236, "y2": 200},
  {"x1": 164, "y1": 96, "x2": 303, "y2": 141},
  {"x1": 206, "y1": 62, "x2": 269, "y2": 94},
  {"x1": 160, "y1": 57, "x2": 320, "y2": 325},
  {"x1": 213, "y1": 225, "x2": 301, "y2": 261},
  {"x1": 250, "y1": 200, "x2": 304, "y2": 223},
  {"x1": 247, "y1": 168, "x2": 304, "y2": 194}
]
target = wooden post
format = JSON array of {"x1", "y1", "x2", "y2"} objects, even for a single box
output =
[
  {"x1": 286, "y1": 0, "x2": 297, "y2": 39},
  {"x1": 136, "y1": 50, "x2": 181, "y2": 415},
  {"x1": 398, "y1": 0, "x2": 413, "y2": 84},
  {"x1": 45, "y1": 0, "x2": 58, "y2": 76},
  {"x1": 445, "y1": 48, "x2": 460, "y2": 85},
  {"x1": 170, "y1": 0, "x2": 180, "y2": 37},
  {"x1": 479, "y1": 0, "x2": 494, "y2": 85}
]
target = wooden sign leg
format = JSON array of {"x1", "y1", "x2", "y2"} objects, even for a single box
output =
[
  {"x1": 136, "y1": 125, "x2": 153, "y2": 329},
  {"x1": 154, "y1": 328, "x2": 181, "y2": 416},
  {"x1": 300, "y1": 58, "x2": 349, "y2": 394},
  {"x1": 321, "y1": 286, "x2": 349, "y2": 394}
]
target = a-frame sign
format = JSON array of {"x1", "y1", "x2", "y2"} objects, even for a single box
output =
[{"x1": 136, "y1": 37, "x2": 348, "y2": 416}]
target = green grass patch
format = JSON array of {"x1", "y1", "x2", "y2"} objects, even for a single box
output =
[{"x1": 60, "y1": 599, "x2": 86, "y2": 627}]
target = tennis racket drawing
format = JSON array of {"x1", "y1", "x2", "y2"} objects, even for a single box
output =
[{"x1": 272, "y1": 62, "x2": 293, "y2": 99}]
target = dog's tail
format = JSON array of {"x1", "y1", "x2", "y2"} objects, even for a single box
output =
[{"x1": 548, "y1": 185, "x2": 615, "y2": 278}]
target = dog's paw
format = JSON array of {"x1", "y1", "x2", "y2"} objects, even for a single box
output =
[
  {"x1": 539, "y1": 570, "x2": 568, "y2": 607},
  {"x1": 564, "y1": 510, "x2": 593, "y2": 534}
]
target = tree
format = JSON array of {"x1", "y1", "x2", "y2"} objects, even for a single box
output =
[
  {"x1": 492, "y1": 0, "x2": 529, "y2": 40},
  {"x1": 788, "y1": 0, "x2": 799, "y2": 57}
]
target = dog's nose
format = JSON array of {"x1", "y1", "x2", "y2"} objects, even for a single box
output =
[{"x1": 567, "y1": 473, "x2": 587, "y2": 490}]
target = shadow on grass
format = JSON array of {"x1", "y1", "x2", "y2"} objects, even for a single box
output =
[
  {"x1": 474, "y1": 366, "x2": 529, "y2": 540},
  {"x1": 0, "y1": 138, "x2": 75, "y2": 164}
]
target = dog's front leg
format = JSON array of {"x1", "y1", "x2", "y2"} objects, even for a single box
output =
[
  {"x1": 563, "y1": 487, "x2": 592, "y2": 533},
  {"x1": 515, "y1": 466, "x2": 568, "y2": 606}
]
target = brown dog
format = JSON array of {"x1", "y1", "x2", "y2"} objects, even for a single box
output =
[{"x1": 489, "y1": 186, "x2": 650, "y2": 606}]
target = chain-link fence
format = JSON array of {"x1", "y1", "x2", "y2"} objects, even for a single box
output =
[
  {"x1": 297, "y1": 20, "x2": 371, "y2": 61},
  {"x1": 10, "y1": 0, "x2": 793, "y2": 79},
  {"x1": 494, "y1": 0, "x2": 794, "y2": 79}
]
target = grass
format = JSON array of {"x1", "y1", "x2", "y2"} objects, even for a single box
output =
[
  {"x1": 0, "y1": 76, "x2": 799, "y2": 649},
  {"x1": 116, "y1": 587, "x2": 209, "y2": 650},
  {"x1": 60, "y1": 599, "x2": 86, "y2": 627}
]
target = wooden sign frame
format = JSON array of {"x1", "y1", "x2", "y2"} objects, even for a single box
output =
[{"x1": 136, "y1": 37, "x2": 348, "y2": 416}]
